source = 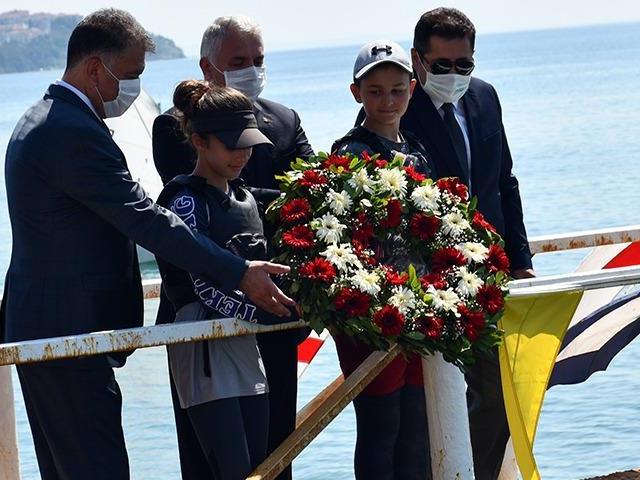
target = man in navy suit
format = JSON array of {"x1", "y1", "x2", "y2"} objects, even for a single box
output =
[
  {"x1": 2, "y1": 9, "x2": 294, "y2": 480},
  {"x1": 152, "y1": 16, "x2": 313, "y2": 480},
  {"x1": 402, "y1": 8, "x2": 535, "y2": 479}
]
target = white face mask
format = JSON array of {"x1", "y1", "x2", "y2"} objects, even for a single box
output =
[
  {"x1": 418, "y1": 58, "x2": 471, "y2": 104},
  {"x1": 97, "y1": 63, "x2": 141, "y2": 118},
  {"x1": 213, "y1": 63, "x2": 266, "y2": 102}
]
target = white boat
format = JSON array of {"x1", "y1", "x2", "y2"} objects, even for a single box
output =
[{"x1": 105, "y1": 89, "x2": 163, "y2": 264}]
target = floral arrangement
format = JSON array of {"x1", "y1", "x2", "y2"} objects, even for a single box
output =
[{"x1": 267, "y1": 152, "x2": 510, "y2": 367}]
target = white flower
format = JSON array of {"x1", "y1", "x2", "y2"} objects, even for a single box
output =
[
  {"x1": 348, "y1": 168, "x2": 375, "y2": 194},
  {"x1": 315, "y1": 213, "x2": 347, "y2": 244},
  {"x1": 321, "y1": 243, "x2": 361, "y2": 271},
  {"x1": 326, "y1": 189, "x2": 353, "y2": 216},
  {"x1": 351, "y1": 269, "x2": 381, "y2": 295},
  {"x1": 456, "y1": 267, "x2": 483, "y2": 297},
  {"x1": 429, "y1": 287, "x2": 461, "y2": 312},
  {"x1": 389, "y1": 286, "x2": 416, "y2": 314},
  {"x1": 411, "y1": 184, "x2": 441, "y2": 212},
  {"x1": 360, "y1": 198, "x2": 373, "y2": 208},
  {"x1": 457, "y1": 242, "x2": 489, "y2": 263},
  {"x1": 377, "y1": 168, "x2": 407, "y2": 197},
  {"x1": 442, "y1": 211, "x2": 471, "y2": 237}
]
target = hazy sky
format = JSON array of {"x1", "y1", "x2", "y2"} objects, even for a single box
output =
[{"x1": 6, "y1": 0, "x2": 640, "y2": 55}]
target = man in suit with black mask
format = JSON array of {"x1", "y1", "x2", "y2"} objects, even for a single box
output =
[
  {"x1": 403, "y1": 8, "x2": 535, "y2": 479},
  {"x1": 1, "y1": 9, "x2": 295, "y2": 480},
  {"x1": 152, "y1": 15, "x2": 313, "y2": 480}
]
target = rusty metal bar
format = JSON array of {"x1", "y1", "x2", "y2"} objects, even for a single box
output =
[
  {"x1": 529, "y1": 224, "x2": 640, "y2": 254},
  {"x1": 0, "y1": 318, "x2": 307, "y2": 367},
  {"x1": 247, "y1": 345, "x2": 401, "y2": 480}
]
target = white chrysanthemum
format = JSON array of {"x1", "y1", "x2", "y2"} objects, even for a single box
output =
[
  {"x1": 348, "y1": 168, "x2": 375, "y2": 194},
  {"x1": 315, "y1": 213, "x2": 347, "y2": 244},
  {"x1": 377, "y1": 168, "x2": 407, "y2": 197},
  {"x1": 321, "y1": 243, "x2": 361, "y2": 271},
  {"x1": 360, "y1": 198, "x2": 373, "y2": 208},
  {"x1": 457, "y1": 242, "x2": 489, "y2": 263},
  {"x1": 442, "y1": 211, "x2": 471, "y2": 237},
  {"x1": 411, "y1": 184, "x2": 441, "y2": 212},
  {"x1": 389, "y1": 286, "x2": 416, "y2": 314},
  {"x1": 456, "y1": 266, "x2": 484, "y2": 297},
  {"x1": 351, "y1": 269, "x2": 381, "y2": 295},
  {"x1": 326, "y1": 189, "x2": 353, "y2": 216},
  {"x1": 429, "y1": 287, "x2": 461, "y2": 312}
]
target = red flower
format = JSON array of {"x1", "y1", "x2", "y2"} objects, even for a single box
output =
[
  {"x1": 410, "y1": 213, "x2": 440, "y2": 241},
  {"x1": 280, "y1": 198, "x2": 311, "y2": 223},
  {"x1": 299, "y1": 169, "x2": 328, "y2": 187},
  {"x1": 375, "y1": 159, "x2": 389, "y2": 168},
  {"x1": 485, "y1": 244, "x2": 510, "y2": 273},
  {"x1": 458, "y1": 305, "x2": 485, "y2": 342},
  {"x1": 323, "y1": 154, "x2": 351, "y2": 171},
  {"x1": 380, "y1": 199, "x2": 403, "y2": 229},
  {"x1": 476, "y1": 285, "x2": 504, "y2": 315},
  {"x1": 361, "y1": 151, "x2": 373, "y2": 163},
  {"x1": 404, "y1": 165, "x2": 427, "y2": 182},
  {"x1": 420, "y1": 273, "x2": 447, "y2": 291},
  {"x1": 334, "y1": 288, "x2": 371, "y2": 317},
  {"x1": 437, "y1": 178, "x2": 469, "y2": 200},
  {"x1": 282, "y1": 225, "x2": 315, "y2": 249},
  {"x1": 353, "y1": 242, "x2": 378, "y2": 266},
  {"x1": 373, "y1": 305, "x2": 406, "y2": 336},
  {"x1": 431, "y1": 247, "x2": 467, "y2": 273},
  {"x1": 417, "y1": 315, "x2": 444, "y2": 340},
  {"x1": 298, "y1": 257, "x2": 336, "y2": 283},
  {"x1": 352, "y1": 212, "x2": 374, "y2": 247},
  {"x1": 383, "y1": 266, "x2": 408, "y2": 286},
  {"x1": 472, "y1": 211, "x2": 497, "y2": 233}
]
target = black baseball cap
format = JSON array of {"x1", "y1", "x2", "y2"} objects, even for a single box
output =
[{"x1": 190, "y1": 110, "x2": 273, "y2": 149}]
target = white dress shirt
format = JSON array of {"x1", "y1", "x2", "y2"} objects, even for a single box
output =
[{"x1": 54, "y1": 79, "x2": 101, "y2": 119}]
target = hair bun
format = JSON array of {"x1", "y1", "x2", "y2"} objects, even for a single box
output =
[{"x1": 173, "y1": 80, "x2": 211, "y2": 119}]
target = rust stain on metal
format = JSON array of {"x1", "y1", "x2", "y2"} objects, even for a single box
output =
[
  {"x1": 540, "y1": 243, "x2": 560, "y2": 252},
  {"x1": 594, "y1": 235, "x2": 615, "y2": 246},
  {"x1": 568, "y1": 239, "x2": 589, "y2": 249},
  {"x1": 0, "y1": 345, "x2": 20, "y2": 366}
]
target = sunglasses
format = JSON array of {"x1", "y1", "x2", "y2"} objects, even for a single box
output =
[{"x1": 423, "y1": 57, "x2": 475, "y2": 76}]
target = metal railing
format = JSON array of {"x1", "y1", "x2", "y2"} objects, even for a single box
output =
[{"x1": 1, "y1": 224, "x2": 640, "y2": 480}]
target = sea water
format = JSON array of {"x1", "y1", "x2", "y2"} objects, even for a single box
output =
[{"x1": 1, "y1": 22, "x2": 639, "y2": 479}]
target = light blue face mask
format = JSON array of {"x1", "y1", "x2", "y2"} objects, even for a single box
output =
[
  {"x1": 97, "y1": 63, "x2": 141, "y2": 118},
  {"x1": 213, "y1": 63, "x2": 266, "y2": 102}
]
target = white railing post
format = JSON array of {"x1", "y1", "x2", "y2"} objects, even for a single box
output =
[
  {"x1": 0, "y1": 366, "x2": 20, "y2": 480},
  {"x1": 422, "y1": 353, "x2": 474, "y2": 479}
]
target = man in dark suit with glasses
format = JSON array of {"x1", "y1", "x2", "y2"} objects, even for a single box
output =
[{"x1": 405, "y1": 7, "x2": 534, "y2": 480}]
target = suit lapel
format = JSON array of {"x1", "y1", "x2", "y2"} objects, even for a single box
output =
[
  {"x1": 45, "y1": 84, "x2": 112, "y2": 135},
  {"x1": 408, "y1": 87, "x2": 464, "y2": 179},
  {"x1": 460, "y1": 83, "x2": 482, "y2": 191}
]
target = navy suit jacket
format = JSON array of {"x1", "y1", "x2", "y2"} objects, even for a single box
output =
[
  {"x1": 1, "y1": 84, "x2": 248, "y2": 351},
  {"x1": 401, "y1": 79, "x2": 532, "y2": 270}
]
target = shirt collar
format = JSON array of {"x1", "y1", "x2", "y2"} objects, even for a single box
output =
[
  {"x1": 431, "y1": 97, "x2": 461, "y2": 113},
  {"x1": 54, "y1": 79, "x2": 101, "y2": 119}
]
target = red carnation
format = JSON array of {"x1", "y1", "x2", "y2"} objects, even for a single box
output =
[
  {"x1": 431, "y1": 247, "x2": 467, "y2": 273},
  {"x1": 472, "y1": 211, "x2": 497, "y2": 233},
  {"x1": 458, "y1": 305, "x2": 485, "y2": 342},
  {"x1": 280, "y1": 198, "x2": 311, "y2": 224},
  {"x1": 410, "y1": 213, "x2": 440, "y2": 241},
  {"x1": 373, "y1": 305, "x2": 406, "y2": 336},
  {"x1": 437, "y1": 178, "x2": 469, "y2": 201},
  {"x1": 383, "y1": 266, "x2": 409, "y2": 286},
  {"x1": 299, "y1": 169, "x2": 328, "y2": 187},
  {"x1": 420, "y1": 273, "x2": 447, "y2": 291},
  {"x1": 298, "y1": 257, "x2": 336, "y2": 283},
  {"x1": 375, "y1": 159, "x2": 388, "y2": 168},
  {"x1": 380, "y1": 199, "x2": 403, "y2": 229},
  {"x1": 361, "y1": 151, "x2": 373, "y2": 163},
  {"x1": 417, "y1": 315, "x2": 444, "y2": 340},
  {"x1": 352, "y1": 212, "x2": 374, "y2": 247},
  {"x1": 476, "y1": 284, "x2": 504, "y2": 315},
  {"x1": 323, "y1": 154, "x2": 351, "y2": 171},
  {"x1": 282, "y1": 225, "x2": 315, "y2": 249},
  {"x1": 334, "y1": 288, "x2": 371, "y2": 317},
  {"x1": 404, "y1": 165, "x2": 427, "y2": 182},
  {"x1": 485, "y1": 244, "x2": 510, "y2": 273}
]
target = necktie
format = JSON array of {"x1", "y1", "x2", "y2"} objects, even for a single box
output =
[{"x1": 441, "y1": 103, "x2": 470, "y2": 185}]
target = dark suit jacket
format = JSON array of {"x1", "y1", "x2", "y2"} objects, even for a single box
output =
[
  {"x1": 402, "y1": 79, "x2": 532, "y2": 270},
  {"x1": 1, "y1": 84, "x2": 248, "y2": 348}
]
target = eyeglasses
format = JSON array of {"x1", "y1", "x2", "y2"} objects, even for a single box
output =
[{"x1": 423, "y1": 57, "x2": 475, "y2": 76}]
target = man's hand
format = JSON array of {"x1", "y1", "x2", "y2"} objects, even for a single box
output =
[
  {"x1": 511, "y1": 268, "x2": 536, "y2": 279},
  {"x1": 238, "y1": 261, "x2": 296, "y2": 317}
]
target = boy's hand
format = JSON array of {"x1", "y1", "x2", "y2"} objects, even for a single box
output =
[{"x1": 238, "y1": 261, "x2": 296, "y2": 317}]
